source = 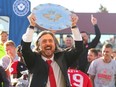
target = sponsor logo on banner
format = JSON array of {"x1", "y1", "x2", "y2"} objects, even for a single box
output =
[{"x1": 13, "y1": 0, "x2": 29, "y2": 16}]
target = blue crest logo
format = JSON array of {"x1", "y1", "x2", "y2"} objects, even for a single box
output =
[{"x1": 13, "y1": 0, "x2": 29, "y2": 16}]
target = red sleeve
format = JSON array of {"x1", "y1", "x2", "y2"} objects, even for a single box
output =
[{"x1": 10, "y1": 61, "x2": 18, "y2": 74}]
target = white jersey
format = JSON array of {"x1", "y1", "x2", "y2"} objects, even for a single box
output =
[{"x1": 87, "y1": 57, "x2": 116, "y2": 87}]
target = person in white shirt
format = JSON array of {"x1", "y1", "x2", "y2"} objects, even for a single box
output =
[{"x1": 88, "y1": 43, "x2": 116, "y2": 87}]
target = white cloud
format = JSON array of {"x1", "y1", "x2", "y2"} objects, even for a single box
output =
[{"x1": 29, "y1": 0, "x2": 116, "y2": 13}]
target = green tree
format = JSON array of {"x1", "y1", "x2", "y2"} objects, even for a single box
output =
[{"x1": 98, "y1": 4, "x2": 108, "y2": 13}]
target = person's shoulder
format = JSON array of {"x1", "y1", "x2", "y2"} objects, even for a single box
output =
[
  {"x1": 90, "y1": 58, "x2": 102, "y2": 66},
  {"x1": 78, "y1": 70, "x2": 88, "y2": 76},
  {"x1": 111, "y1": 59, "x2": 116, "y2": 64},
  {"x1": 0, "y1": 43, "x2": 4, "y2": 47},
  {"x1": 0, "y1": 55, "x2": 9, "y2": 61},
  {"x1": 17, "y1": 61, "x2": 27, "y2": 70},
  {"x1": 17, "y1": 61, "x2": 26, "y2": 66},
  {"x1": 94, "y1": 57, "x2": 102, "y2": 62}
]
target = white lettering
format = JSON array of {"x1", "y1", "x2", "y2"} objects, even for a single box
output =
[{"x1": 68, "y1": 73, "x2": 84, "y2": 87}]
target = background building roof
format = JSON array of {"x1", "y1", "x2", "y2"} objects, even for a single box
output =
[{"x1": 55, "y1": 13, "x2": 116, "y2": 34}]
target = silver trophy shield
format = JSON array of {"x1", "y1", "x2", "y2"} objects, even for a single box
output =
[{"x1": 32, "y1": 3, "x2": 72, "y2": 30}]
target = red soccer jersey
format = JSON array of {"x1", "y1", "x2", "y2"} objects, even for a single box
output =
[
  {"x1": 68, "y1": 69, "x2": 92, "y2": 87},
  {"x1": 10, "y1": 61, "x2": 27, "y2": 78}
]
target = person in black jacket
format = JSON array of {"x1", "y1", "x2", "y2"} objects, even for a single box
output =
[
  {"x1": 21, "y1": 13, "x2": 83, "y2": 87},
  {"x1": 78, "y1": 15, "x2": 101, "y2": 73},
  {"x1": 0, "y1": 66, "x2": 10, "y2": 87}
]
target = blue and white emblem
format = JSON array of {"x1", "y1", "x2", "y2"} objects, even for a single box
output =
[{"x1": 13, "y1": 0, "x2": 29, "y2": 16}]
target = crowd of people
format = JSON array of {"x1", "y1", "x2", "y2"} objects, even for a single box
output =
[{"x1": 0, "y1": 12, "x2": 116, "y2": 87}]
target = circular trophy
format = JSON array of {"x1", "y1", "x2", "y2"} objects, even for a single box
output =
[{"x1": 32, "y1": 3, "x2": 72, "y2": 30}]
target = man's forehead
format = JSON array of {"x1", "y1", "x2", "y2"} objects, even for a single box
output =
[
  {"x1": 39, "y1": 34, "x2": 54, "y2": 41},
  {"x1": 102, "y1": 47, "x2": 112, "y2": 51}
]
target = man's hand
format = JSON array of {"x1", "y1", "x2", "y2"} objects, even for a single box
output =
[
  {"x1": 27, "y1": 13, "x2": 36, "y2": 27},
  {"x1": 91, "y1": 14, "x2": 97, "y2": 25},
  {"x1": 71, "y1": 13, "x2": 79, "y2": 27}
]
